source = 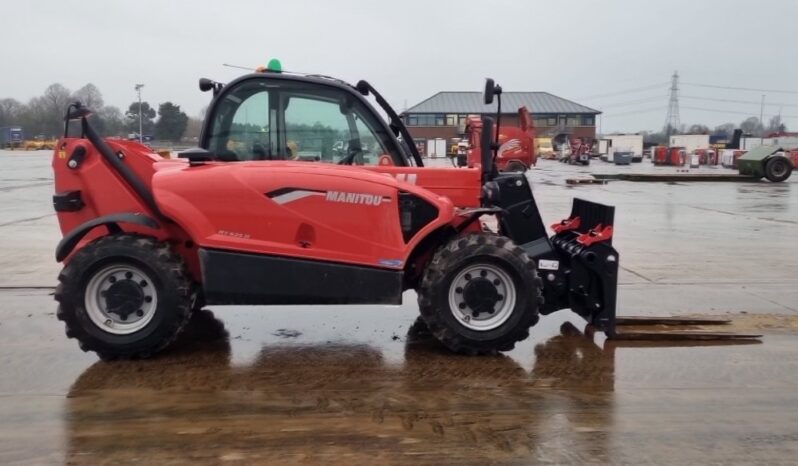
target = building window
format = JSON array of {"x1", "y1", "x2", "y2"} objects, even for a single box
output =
[
  {"x1": 582, "y1": 115, "x2": 595, "y2": 126},
  {"x1": 534, "y1": 117, "x2": 548, "y2": 127},
  {"x1": 548, "y1": 117, "x2": 557, "y2": 126},
  {"x1": 407, "y1": 114, "x2": 446, "y2": 126},
  {"x1": 566, "y1": 116, "x2": 579, "y2": 127},
  {"x1": 446, "y1": 114, "x2": 457, "y2": 126}
]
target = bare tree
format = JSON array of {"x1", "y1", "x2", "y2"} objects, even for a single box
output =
[
  {"x1": 72, "y1": 83, "x2": 104, "y2": 110},
  {"x1": 713, "y1": 123, "x2": 736, "y2": 139},
  {"x1": 94, "y1": 106, "x2": 125, "y2": 137},
  {"x1": 40, "y1": 84, "x2": 72, "y2": 137},
  {"x1": 687, "y1": 124, "x2": 710, "y2": 134},
  {"x1": 740, "y1": 117, "x2": 764, "y2": 137},
  {"x1": 0, "y1": 98, "x2": 22, "y2": 127},
  {"x1": 766, "y1": 115, "x2": 787, "y2": 134}
]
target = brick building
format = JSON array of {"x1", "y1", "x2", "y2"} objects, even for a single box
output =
[{"x1": 400, "y1": 91, "x2": 600, "y2": 155}]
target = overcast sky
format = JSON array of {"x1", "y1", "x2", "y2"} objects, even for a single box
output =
[{"x1": 2, "y1": 0, "x2": 798, "y2": 133}]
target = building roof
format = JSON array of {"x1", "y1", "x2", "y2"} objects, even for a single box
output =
[{"x1": 403, "y1": 91, "x2": 600, "y2": 115}]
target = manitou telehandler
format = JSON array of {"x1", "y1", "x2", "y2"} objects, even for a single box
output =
[
  {"x1": 457, "y1": 106, "x2": 537, "y2": 172},
  {"x1": 51, "y1": 64, "x2": 757, "y2": 359}
]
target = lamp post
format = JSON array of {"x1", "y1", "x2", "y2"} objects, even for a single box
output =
[{"x1": 135, "y1": 84, "x2": 144, "y2": 143}]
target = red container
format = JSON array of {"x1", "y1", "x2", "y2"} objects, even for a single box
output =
[
  {"x1": 669, "y1": 147, "x2": 686, "y2": 166},
  {"x1": 653, "y1": 146, "x2": 669, "y2": 165}
]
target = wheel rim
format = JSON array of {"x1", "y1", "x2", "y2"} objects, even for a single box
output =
[
  {"x1": 771, "y1": 160, "x2": 787, "y2": 177},
  {"x1": 84, "y1": 264, "x2": 158, "y2": 335},
  {"x1": 447, "y1": 263, "x2": 517, "y2": 331}
]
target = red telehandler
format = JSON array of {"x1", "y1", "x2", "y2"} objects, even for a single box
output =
[
  {"x1": 459, "y1": 105, "x2": 537, "y2": 172},
  {"x1": 51, "y1": 67, "x2": 757, "y2": 359}
]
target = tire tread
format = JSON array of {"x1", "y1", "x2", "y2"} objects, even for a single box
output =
[
  {"x1": 417, "y1": 233, "x2": 542, "y2": 355},
  {"x1": 55, "y1": 234, "x2": 193, "y2": 359}
]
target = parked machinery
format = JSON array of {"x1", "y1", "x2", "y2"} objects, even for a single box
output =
[
  {"x1": 653, "y1": 146, "x2": 686, "y2": 166},
  {"x1": 463, "y1": 106, "x2": 536, "y2": 172},
  {"x1": 566, "y1": 138, "x2": 591, "y2": 165},
  {"x1": 693, "y1": 148, "x2": 718, "y2": 166},
  {"x1": 51, "y1": 66, "x2": 757, "y2": 361},
  {"x1": 738, "y1": 145, "x2": 793, "y2": 182}
]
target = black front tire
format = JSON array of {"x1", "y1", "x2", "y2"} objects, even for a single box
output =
[
  {"x1": 417, "y1": 233, "x2": 542, "y2": 355},
  {"x1": 55, "y1": 234, "x2": 194, "y2": 359},
  {"x1": 764, "y1": 157, "x2": 792, "y2": 182},
  {"x1": 506, "y1": 160, "x2": 528, "y2": 173}
]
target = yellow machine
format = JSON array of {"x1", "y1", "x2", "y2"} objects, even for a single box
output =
[
  {"x1": 23, "y1": 138, "x2": 57, "y2": 151},
  {"x1": 535, "y1": 137, "x2": 555, "y2": 159}
]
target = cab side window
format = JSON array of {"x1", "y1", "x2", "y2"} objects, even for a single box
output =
[
  {"x1": 283, "y1": 96, "x2": 348, "y2": 163},
  {"x1": 279, "y1": 85, "x2": 395, "y2": 165},
  {"x1": 207, "y1": 81, "x2": 273, "y2": 161},
  {"x1": 205, "y1": 77, "x2": 402, "y2": 165}
]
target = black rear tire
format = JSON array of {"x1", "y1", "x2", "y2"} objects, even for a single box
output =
[
  {"x1": 417, "y1": 233, "x2": 542, "y2": 355},
  {"x1": 764, "y1": 157, "x2": 792, "y2": 182},
  {"x1": 54, "y1": 234, "x2": 194, "y2": 359}
]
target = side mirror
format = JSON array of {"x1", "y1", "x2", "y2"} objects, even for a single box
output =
[
  {"x1": 355, "y1": 80, "x2": 370, "y2": 96},
  {"x1": 199, "y1": 78, "x2": 223, "y2": 95},
  {"x1": 178, "y1": 147, "x2": 214, "y2": 162},
  {"x1": 484, "y1": 78, "x2": 501, "y2": 105},
  {"x1": 484, "y1": 79, "x2": 495, "y2": 104},
  {"x1": 199, "y1": 78, "x2": 215, "y2": 92},
  {"x1": 66, "y1": 102, "x2": 92, "y2": 120}
]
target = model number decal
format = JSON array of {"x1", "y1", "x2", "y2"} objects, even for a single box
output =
[
  {"x1": 538, "y1": 259, "x2": 559, "y2": 271},
  {"x1": 218, "y1": 230, "x2": 251, "y2": 239}
]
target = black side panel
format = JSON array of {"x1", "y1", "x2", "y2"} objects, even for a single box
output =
[
  {"x1": 53, "y1": 191, "x2": 85, "y2": 212},
  {"x1": 200, "y1": 249, "x2": 403, "y2": 305},
  {"x1": 399, "y1": 192, "x2": 438, "y2": 242},
  {"x1": 494, "y1": 172, "x2": 552, "y2": 254}
]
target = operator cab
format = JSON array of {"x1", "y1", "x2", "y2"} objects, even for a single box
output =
[{"x1": 192, "y1": 73, "x2": 415, "y2": 167}]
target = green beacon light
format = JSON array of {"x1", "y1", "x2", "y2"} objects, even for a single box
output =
[{"x1": 266, "y1": 58, "x2": 282, "y2": 73}]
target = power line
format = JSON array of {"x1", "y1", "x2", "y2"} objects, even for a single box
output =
[
  {"x1": 594, "y1": 95, "x2": 667, "y2": 109},
  {"x1": 602, "y1": 106, "x2": 668, "y2": 118},
  {"x1": 681, "y1": 105, "x2": 798, "y2": 119},
  {"x1": 682, "y1": 95, "x2": 798, "y2": 108},
  {"x1": 574, "y1": 83, "x2": 669, "y2": 101},
  {"x1": 682, "y1": 82, "x2": 798, "y2": 95}
]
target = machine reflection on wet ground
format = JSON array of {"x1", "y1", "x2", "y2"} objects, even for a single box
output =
[
  {"x1": 65, "y1": 310, "x2": 618, "y2": 464},
  {"x1": 51, "y1": 308, "x2": 790, "y2": 465}
]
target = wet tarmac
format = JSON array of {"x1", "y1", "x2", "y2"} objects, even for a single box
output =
[{"x1": 1, "y1": 151, "x2": 797, "y2": 464}]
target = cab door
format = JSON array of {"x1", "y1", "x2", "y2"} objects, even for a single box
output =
[{"x1": 177, "y1": 75, "x2": 411, "y2": 266}]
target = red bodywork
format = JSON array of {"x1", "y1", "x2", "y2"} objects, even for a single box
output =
[
  {"x1": 568, "y1": 138, "x2": 591, "y2": 162},
  {"x1": 53, "y1": 139, "x2": 485, "y2": 282},
  {"x1": 653, "y1": 146, "x2": 668, "y2": 165},
  {"x1": 466, "y1": 107, "x2": 536, "y2": 171}
]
